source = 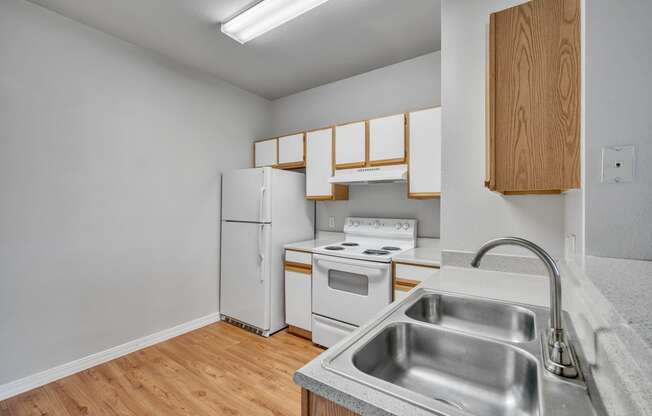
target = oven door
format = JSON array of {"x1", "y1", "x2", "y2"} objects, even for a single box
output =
[{"x1": 312, "y1": 254, "x2": 391, "y2": 326}]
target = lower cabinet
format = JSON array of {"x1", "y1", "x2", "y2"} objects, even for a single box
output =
[
  {"x1": 302, "y1": 389, "x2": 358, "y2": 416},
  {"x1": 393, "y1": 288, "x2": 410, "y2": 302},
  {"x1": 285, "y1": 249, "x2": 313, "y2": 339},
  {"x1": 392, "y1": 262, "x2": 440, "y2": 301}
]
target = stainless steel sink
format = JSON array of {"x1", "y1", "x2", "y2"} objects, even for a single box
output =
[
  {"x1": 322, "y1": 288, "x2": 599, "y2": 416},
  {"x1": 353, "y1": 322, "x2": 539, "y2": 416},
  {"x1": 405, "y1": 293, "x2": 536, "y2": 342}
]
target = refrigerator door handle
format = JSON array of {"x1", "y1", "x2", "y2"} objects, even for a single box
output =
[
  {"x1": 258, "y1": 186, "x2": 267, "y2": 223},
  {"x1": 258, "y1": 224, "x2": 265, "y2": 282}
]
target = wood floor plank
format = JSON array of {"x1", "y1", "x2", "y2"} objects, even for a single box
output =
[
  {"x1": 5, "y1": 387, "x2": 70, "y2": 416},
  {"x1": 1, "y1": 323, "x2": 322, "y2": 416},
  {"x1": 0, "y1": 401, "x2": 11, "y2": 416},
  {"x1": 47, "y1": 377, "x2": 112, "y2": 416}
]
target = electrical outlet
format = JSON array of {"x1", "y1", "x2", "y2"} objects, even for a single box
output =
[
  {"x1": 328, "y1": 216, "x2": 335, "y2": 228},
  {"x1": 602, "y1": 145, "x2": 635, "y2": 183},
  {"x1": 565, "y1": 234, "x2": 576, "y2": 259}
]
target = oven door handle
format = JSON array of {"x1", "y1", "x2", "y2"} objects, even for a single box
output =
[{"x1": 313, "y1": 255, "x2": 389, "y2": 276}]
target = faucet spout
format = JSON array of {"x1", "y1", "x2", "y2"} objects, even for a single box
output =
[{"x1": 470, "y1": 237, "x2": 578, "y2": 378}]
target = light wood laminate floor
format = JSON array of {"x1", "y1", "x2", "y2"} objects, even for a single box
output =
[{"x1": 1, "y1": 322, "x2": 323, "y2": 416}]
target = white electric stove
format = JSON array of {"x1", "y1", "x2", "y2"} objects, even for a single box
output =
[
  {"x1": 311, "y1": 217, "x2": 417, "y2": 348},
  {"x1": 313, "y1": 217, "x2": 417, "y2": 262}
]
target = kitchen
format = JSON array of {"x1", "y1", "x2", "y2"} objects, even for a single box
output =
[{"x1": 1, "y1": 0, "x2": 651, "y2": 416}]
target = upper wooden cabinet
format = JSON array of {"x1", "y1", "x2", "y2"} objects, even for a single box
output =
[
  {"x1": 334, "y1": 121, "x2": 366, "y2": 169},
  {"x1": 486, "y1": 0, "x2": 580, "y2": 194},
  {"x1": 305, "y1": 128, "x2": 348, "y2": 201},
  {"x1": 277, "y1": 133, "x2": 305, "y2": 169},
  {"x1": 368, "y1": 114, "x2": 406, "y2": 166},
  {"x1": 254, "y1": 138, "x2": 277, "y2": 168},
  {"x1": 408, "y1": 107, "x2": 441, "y2": 198}
]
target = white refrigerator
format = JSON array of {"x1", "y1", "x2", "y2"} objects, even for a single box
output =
[{"x1": 220, "y1": 167, "x2": 314, "y2": 336}]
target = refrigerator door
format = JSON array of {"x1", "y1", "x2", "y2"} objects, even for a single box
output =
[
  {"x1": 222, "y1": 167, "x2": 271, "y2": 223},
  {"x1": 220, "y1": 221, "x2": 271, "y2": 330}
]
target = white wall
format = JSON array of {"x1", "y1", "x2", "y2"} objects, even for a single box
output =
[
  {"x1": 440, "y1": 0, "x2": 565, "y2": 258},
  {"x1": 583, "y1": 0, "x2": 652, "y2": 261},
  {"x1": 317, "y1": 184, "x2": 440, "y2": 238},
  {"x1": 271, "y1": 52, "x2": 441, "y2": 237},
  {"x1": 0, "y1": 0, "x2": 270, "y2": 385}
]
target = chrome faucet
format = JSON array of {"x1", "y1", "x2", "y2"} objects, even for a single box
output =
[{"x1": 470, "y1": 237, "x2": 579, "y2": 378}]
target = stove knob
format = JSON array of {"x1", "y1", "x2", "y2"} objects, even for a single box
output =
[
  {"x1": 395, "y1": 223, "x2": 402, "y2": 230},
  {"x1": 403, "y1": 222, "x2": 410, "y2": 230},
  {"x1": 373, "y1": 220, "x2": 380, "y2": 228},
  {"x1": 353, "y1": 220, "x2": 360, "y2": 227}
]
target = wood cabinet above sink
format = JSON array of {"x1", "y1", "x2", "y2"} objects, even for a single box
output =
[{"x1": 486, "y1": 0, "x2": 581, "y2": 194}]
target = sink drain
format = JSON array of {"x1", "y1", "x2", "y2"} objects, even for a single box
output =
[{"x1": 433, "y1": 397, "x2": 465, "y2": 411}]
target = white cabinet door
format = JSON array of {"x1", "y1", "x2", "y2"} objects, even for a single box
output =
[
  {"x1": 254, "y1": 139, "x2": 277, "y2": 167},
  {"x1": 278, "y1": 133, "x2": 304, "y2": 167},
  {"x1": 335, "y1": 122, "x2": 366, "y2": 168},
  {"x1": 306, "y1": 128, "x2": 334, "y2": 198},
  {"x1": 408, "y1": 107, "x2": 441, "y2": 197},
  {"x1": 284, "y1": 267, "x2": 311, "y2": 331},
  {"x1": 368, "y1": 114, "x2": 406, "y2": 164},
  {"x1": 394, "y1": 289, "x2": 409, "y2": 303}
]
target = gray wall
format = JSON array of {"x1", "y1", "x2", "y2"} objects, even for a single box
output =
[
  {"x1": 584, "y1": 0, "x2": 652, "y2": 261},
  {"x1": 0, "y1": 0, "x2": 270, "y2": 385},
  {"x1": 441, "y1": 0, "x2": 565, "y2": 258},
  {"x1": 271, "y1": 52, "x2": 441, "y2": 237},
  {"x1": 317, "y1": 184, "x2": 440, "y2": 238}
]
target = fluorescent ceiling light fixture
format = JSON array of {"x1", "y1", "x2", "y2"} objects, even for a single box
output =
[{"x1": 221, "y1": 0, "x2": 330, "y2": 44}]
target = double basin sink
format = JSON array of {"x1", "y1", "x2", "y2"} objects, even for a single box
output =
[{"x1": 322, "y1": 289, "x2": 598, "y2": 416}]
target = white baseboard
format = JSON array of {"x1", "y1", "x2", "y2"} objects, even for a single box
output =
[{"x1": 0, "y1": 312, "x2": 221, "y2": 401}]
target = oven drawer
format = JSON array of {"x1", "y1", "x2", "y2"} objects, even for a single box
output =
[{"x1": 312, "y1": 314, "x2": 356, "y2": 348}]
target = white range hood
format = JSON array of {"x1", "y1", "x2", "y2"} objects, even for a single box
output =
[{"x1": 328, "y1": 164, "x2": 408, "y2": 185}]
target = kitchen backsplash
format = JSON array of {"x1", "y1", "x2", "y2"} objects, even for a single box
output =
[{"x1": 316, "y1": 183, "x2": 440, "y2": 238}]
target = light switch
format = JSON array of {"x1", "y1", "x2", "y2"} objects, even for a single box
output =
[
  {"x1": 328, "y1": 216, "x2": 335, "y2": 228},
  {"x1": 601, "y1": 145, "x2": 635, "y2": 183}
]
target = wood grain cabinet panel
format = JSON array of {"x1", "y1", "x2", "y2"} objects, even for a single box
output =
[
  {"x1": 302, "y1": 389, "x2": 358, "y2": 416},
  {"x1": 487, "y1": 0, "x2": 580, "y2": 194}
]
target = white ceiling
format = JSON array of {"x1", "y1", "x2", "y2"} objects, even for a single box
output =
[{"x1": 27, "y1": 0, "x2": 441, "y2": 100}]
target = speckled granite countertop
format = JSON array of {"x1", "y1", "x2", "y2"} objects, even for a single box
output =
[{"x1": 294, "y1": 267, "x2": 550, "y2": 415}]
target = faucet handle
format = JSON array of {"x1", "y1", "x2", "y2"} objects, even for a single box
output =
[{"x1": 542, "y1": 335, "x2": 580, "y2": 379}]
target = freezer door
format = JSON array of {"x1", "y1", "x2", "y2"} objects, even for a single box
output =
[
  {"x1": 220, "y1": 221, "x2": 271, "y2": 330},
  {"x1": 222, "y1": 168, "x2": 271, "y2": 223}
]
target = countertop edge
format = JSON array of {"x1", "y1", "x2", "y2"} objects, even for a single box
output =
[
  {"x1": 293, "y1": 372, "x2": 395, "y2": 416},
  {"x1": 392, "y1": 258, "x2": 441, "y2": 267}
]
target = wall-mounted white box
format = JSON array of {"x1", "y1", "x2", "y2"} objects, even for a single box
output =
[{"x1": 601, "y1": 145, "x2": 635, "y2": 183}]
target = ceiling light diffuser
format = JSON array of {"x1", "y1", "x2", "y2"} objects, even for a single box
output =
[{"x1": 221, "y1": 0, "x2": 330, "y2": 44}]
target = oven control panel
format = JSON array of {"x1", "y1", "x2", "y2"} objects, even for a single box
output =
[{"x1": 343, "y1": 217, "x2": 417, "y2": 239}]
